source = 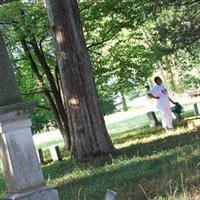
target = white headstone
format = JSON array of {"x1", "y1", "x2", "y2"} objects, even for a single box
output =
[
  {"x1": 104, "y1": 189, "x2": 118, "y2": 200},
  {"x1": 49, "y1": 145, "x2": 62, "y2": 162}
]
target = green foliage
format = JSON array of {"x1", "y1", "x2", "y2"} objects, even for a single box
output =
[
  {"x1": 0, "y1": 0, "x2": 200, "y2": 131},
  {"x1": 99, "y1": 95, "x2": 116, "y2": 115},
  {"x1": 180, "y1": 74, "x2": 200, "y2": 91},
  {"x1": 10, "y1": 57, "x2": 52, "y2": 133},
  {"x1": 0, "y1": 1, "x2": 57, "y2": 132}
]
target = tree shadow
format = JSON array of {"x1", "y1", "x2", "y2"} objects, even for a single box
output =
[
  {"x1": 41, "y1": 127, "x2": 200, "y2": 200},
  {"x1": 43, "y1": 158, "x2": 76, "y2": 180},
  {"x1": 55, "y1": 146, "x2": 200, "y2": 200},
  {"x1": 117, "y1": 128, "x2": 200, "y2": 158},
  {"x1": 43, "y1": 127, "x2": 200, "y2": 181}
]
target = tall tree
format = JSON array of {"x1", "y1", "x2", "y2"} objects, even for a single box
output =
[{"x1": 45, "y1": 0, "x2": 114, "y2": 160}]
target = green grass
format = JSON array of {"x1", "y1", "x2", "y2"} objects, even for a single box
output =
[
  {"x1": 106, "y1": 114, "x2": 149, "y2": 135},
  {"x1": 36, "y1": 137, "x2": 64, "y2": 150},
  {"x1": 1, "y1": 108, "x2": 200, "y2": 199},
  {"x1": 34, "y1": 105, "x2": 194, "y2": 151},
  {"x1": 33, "y1": 112, "x2": 150, "y2": 151},
  {"x1": 42, "y1": 125, "x2": 200, "y2": 200}
]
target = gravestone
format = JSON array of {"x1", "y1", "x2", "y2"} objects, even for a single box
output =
[
  {"x1": 104, "y1": 189, "x2": 118, "y2": 200},
  {"x1": 186, "y1": 116, "x2": 200, "y2": 130},
  {"x1": 0, "y1": 29, "x2": 60, "y2": 199},
  {"x1": 194, "y1": 103, "x2": 200, "y2": 116},
  {"x1": 49, "y1": 145, "x2": 62, "y2": 162},
  {"x1": 37, "y1": 148, "x2": 45, "y2": 164},
  {"x1": 147, "y1": 111, "x2": 160, "y2": 127},
  {"x1": 172, "y1": 112, "x2": 180, "y2": 123}
]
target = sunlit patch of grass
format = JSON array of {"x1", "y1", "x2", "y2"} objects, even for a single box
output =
[{"x1": 106, "y1": 114, "x2": 149, "y2": 135}]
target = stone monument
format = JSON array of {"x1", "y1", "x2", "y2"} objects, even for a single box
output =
[
  {"x1": 104, "y1": 189, "x2": 118, "y2": 200},
  {"x1": 146, "y1": 111, "x2": 160, "y2": 127},
  {"x1": 0, "y1": 27, "x2": 60, "y2": 199},
  {"x1": 194, "y1": 103, "x2": 200, "y2": 116}
]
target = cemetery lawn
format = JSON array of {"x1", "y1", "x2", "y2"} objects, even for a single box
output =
[
  {"x1": 1, "y1": 108, "x2": 200, "y2": 199},
  {"x1": 44, "y1": 124, "x2": 200, "y2": 200}
]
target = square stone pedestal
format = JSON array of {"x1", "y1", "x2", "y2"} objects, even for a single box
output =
[
  {"x1": 3, "y1": 186, "x2": 59, "y2": 200},
  {"x1": 0, "y1": 102, "x2": 60, "y2": 200}
]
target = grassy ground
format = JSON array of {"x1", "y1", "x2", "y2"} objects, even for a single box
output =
[
  {"x1": 0, "y1": 105, "x2": 200, "y2": 199},
  {"x1": 44, "y1": 124, "x2": 200, "y2": 200},
  {"x1": 34, "y1": 102, "x2": 195, "y2": 151}
]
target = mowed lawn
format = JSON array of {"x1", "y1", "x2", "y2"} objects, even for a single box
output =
[
  {"x1": 0, "y1": 103, "x2": 200, "y2": 199},
  {"x1": 42, "y1": 125, "x2": 200, "y2": 199},
  {"x1": 45, "y1": 124, "x2": 200, "y2": 200}
]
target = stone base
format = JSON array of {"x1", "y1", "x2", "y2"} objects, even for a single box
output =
[
  {"x1": 2, "y1": 186, "x2": 60, "y2": 200},
  {"x1": 186, "y1": 116, "x2": 200, "y2": 130}
]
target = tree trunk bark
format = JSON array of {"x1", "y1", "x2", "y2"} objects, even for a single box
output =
[
  {"x1": 45, "y1": 0, "x2": 114, "y2": 160},
  {"x1": 21, "y1": 39, "x2": 71, "y2": 149},
  {"x1": 165, "y1": 56, "x2": 176, "y2": 92},
  {"x1": 120, "y1": 91, "x2": 128, "y2": 111},
  {"x1": 30, "y1": 39, "x2": 71, "y2": 150}
]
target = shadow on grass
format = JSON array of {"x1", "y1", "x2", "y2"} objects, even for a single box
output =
[
  {"x1": 43, "y1": 158, "x2": 77, "y2": 179},
  {"x1": 117, "y1": 128, "x2": 200, "y2": 158},
  {"x1": 55, "y1": 141, "x2": 200, "y2": 200},
  {"x1": 42, "y1": 128, "x2": 200, "y2": 200},
  {"x1": 43, "y1": 126, "x2": 200, "y2": 181}
]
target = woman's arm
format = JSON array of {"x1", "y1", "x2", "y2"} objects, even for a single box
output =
[
  {"x1": 148, "y1": 93, "x2": 159, "y2": 99},
  {"x1": 169, "y1": 97, "x2": 176, "y2": 104}
]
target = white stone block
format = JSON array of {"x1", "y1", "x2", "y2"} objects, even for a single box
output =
[
  {"x1": 37, "y1": 149, "x2": 45, "y2": 164},
  {"x1": 104, "y1": 189, "x2": 118, "y2": 200},
  {"x1": 3, "y1": 186, "x2": 60, "y2": 200},
  {"x1": 0, "y1": 118, "x2": 32, "y2": 133},
  {"x1": 0, "y1": 126, "x2": 44, "y2": 192},
  {"x1": 194, "y1": 103, "x2": 200, "y2": 116},
  {"x1": 0, "y1": 105, "x2": 60, "y2": 200},
  {"x1": 49, "y1": 145, "x2": 62, "y2": 162}
]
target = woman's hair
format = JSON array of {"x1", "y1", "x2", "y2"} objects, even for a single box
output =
[{"x1": 154, "y1": 76, "x2": 162, "y2": 84}]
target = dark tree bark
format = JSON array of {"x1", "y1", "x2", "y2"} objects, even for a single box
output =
[
  {"x1": 21, "y1": 39, "x2": 71, "y2": 150},
  {"x1": 45, "y1": 0, "x2": 114, "y2": 160},
  {"x1": 120, "y1": 91, "x2": 128, "y2": 112},
  {"x1": 30, "y1": 38, "x2": 71, "y2": 149}
]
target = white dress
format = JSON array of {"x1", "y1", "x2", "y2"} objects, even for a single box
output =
[{"x1": 150, "y1": 84, "x2": 173, "y2": 129}]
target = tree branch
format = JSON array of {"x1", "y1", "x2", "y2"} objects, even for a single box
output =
[
  {"x1": 87, "y1": 29, "x2": 119, "y2": 49},
  {"x1": 79, "y1": 3, "x2": 93, "y2": 13},
  {"x1": 37, "y1": 105, "x2": 50, "y2": 111},
  {"x1": 0, "y1": 20, "x2": 17, "y2": 25},
  {"x1": 21, "y1": 90, "x2": 47, "y2": 96}
]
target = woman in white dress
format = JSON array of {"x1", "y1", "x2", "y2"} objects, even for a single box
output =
[{"x1": 148, "y1": 76, "x2": 176, "y2": 131}]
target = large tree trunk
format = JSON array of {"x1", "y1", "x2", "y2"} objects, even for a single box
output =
[
  {"x1": 45, "y1": 0, "x2": 114, "y2": 160},
  {"x1": 18, "y1": 9, "x2": 71, "y2": 150}
]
